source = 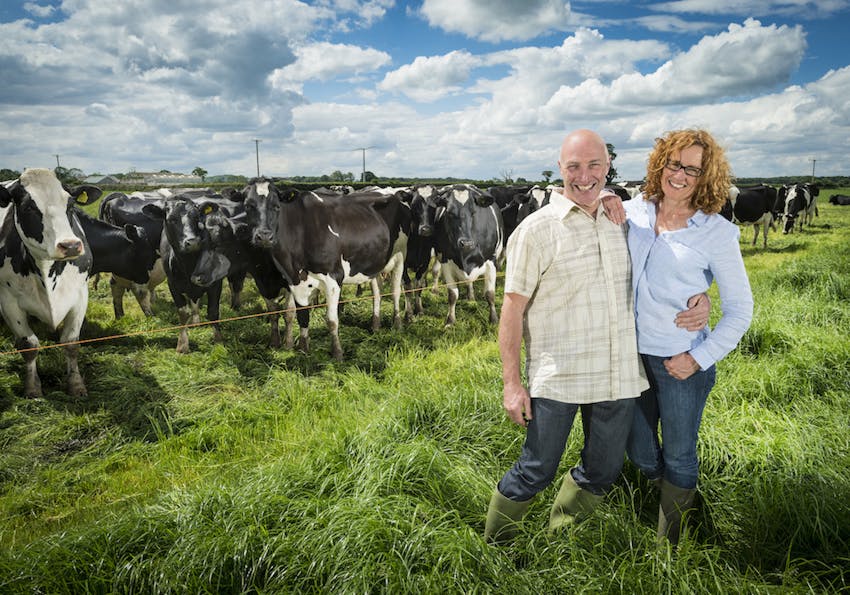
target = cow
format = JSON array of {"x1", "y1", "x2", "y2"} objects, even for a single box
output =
[
  {"x1": 433, "y1": 184, "x2": 504, "y2": 326},
  {"x1": 267, "y1": 188, "x2": 412, "y2": 360},
  {"x1": 73, "y1": 208, "x2": 157, "y2": 284},
  {"x1": 605, "y1": 184, "x2": 633, "y2": 202},
  {"x1": 98, "y1": 191, "x2": 167, "y2": 318},
  {"x1": 776, "y1": 183, "x2": 813, "y2": 234},
  {"x1": 487, "y1": 185, "x2": 533, "y2": 243},
  {"x1": 722, "y1": 185, "x2": 778, "y2": 248},
  {"x1": 0, "y1": 168, "x2": 101, "y2": 397},
  {"x1": 183, "y1": 179, "x2": 299, "y2": 349},
  {"x1": 403, "y1": 184, "x2": 442, "y2": 316},
  {"x1": 139, "y1": 197, "x2": 229, "y2": 353},
  {"x1": 829, "y1": 194, "x2": 850, "y2": 205}
]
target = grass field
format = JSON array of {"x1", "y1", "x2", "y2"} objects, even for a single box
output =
[{"x1": 1, "y1": 191, "x2": 849, "y2": 593}]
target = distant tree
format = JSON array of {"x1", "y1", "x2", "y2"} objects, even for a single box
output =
[
  {"x1": 606, "y1": 143, "x2": 619, "y2": 184},
  {"x1": 54, "y1": 166, "x2": 84, "y2": 184},
  {"x1": 500, "y1": 168, "x2": 514, "y2": 184},
  {"x1": 192, "y1": 167, "x2": 208, "y2": 182},
  {"x1": 542, "y1": 170, "x2": 553, "y2": 183},
  {"x1": 0, "y1": 168, "x2": 21, "y2": 181},
  {"x1": 362, "y1": 170, "x2": 376, "y2": 182},
  {"x1": 330, "y1": 170, "x2": 346, "y2": 182},
  {"x1": 516, "y1": 177, "x2": 528, "y2": 184}
]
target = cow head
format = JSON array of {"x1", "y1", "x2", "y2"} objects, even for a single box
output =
[
  {"x1": 409, "y1": 185, "x2": 439, "y2": 237},
  {"x1": 781, "y1": 184, "x2": 808, "y2": 234},
  {"x1": 1, "y1": 168, "x2": 100, "y2": 261},
  {"x1": 436, "y1": 185, "x2": 492, "y2": 268},
  {"x1": 142, "y1": 197, "x2": 206, "y2": 254},
  {"x1": 517, "y1": 185, "x2": 551, "y2": 225}
]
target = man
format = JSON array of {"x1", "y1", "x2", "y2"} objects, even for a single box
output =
[{"x1": 484, "y1": 129, "x2": 707, "y2": 543}]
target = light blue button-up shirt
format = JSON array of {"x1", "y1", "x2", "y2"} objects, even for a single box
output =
[{"x1": 625, "y1": 196, "x2": 754, "y2": 370}]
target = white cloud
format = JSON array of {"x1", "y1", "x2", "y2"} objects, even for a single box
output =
[
  {"x1": 23, "y1": 2, "x2": 55, "y2": 18},
  {"x1": 652, "y1": 0, "x2": 850, "y2": 18},
  {"x1": 378, "y1": 50, "x2": 482, "y2": 102},
  {"x1": 270, "y1": 42, "x2": 391, "y2": 93},
  {"x1": 418, "y1": 0, "x2": 573, "y2": 42}
]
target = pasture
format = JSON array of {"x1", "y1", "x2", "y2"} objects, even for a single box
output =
[{"x1": 1, "y1": 190, "x2": 849, "y2": 593}]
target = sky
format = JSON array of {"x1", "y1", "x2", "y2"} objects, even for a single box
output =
[{"x1": 1, "y1": 0, "x2": 849, "y2": 182}]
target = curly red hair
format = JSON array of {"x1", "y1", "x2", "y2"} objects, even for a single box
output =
[{"x1": 642, "y1": 129, "x2": 732, "y2": 214}]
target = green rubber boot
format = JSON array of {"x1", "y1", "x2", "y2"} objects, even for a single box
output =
[
  {"x1": 657, "y1": 479, "x2": 696, "y2": 546},
  {"x1": 484, "y1": 488, "x2": 532, "y2": 545},
  {"x1": 548, "y1": 472, "x2": 604, "y2": 532}
]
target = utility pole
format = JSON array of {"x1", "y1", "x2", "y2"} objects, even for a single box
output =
[
  {"x1": 253, "y1": 139, "x2": 262, "y2": 177},
  {"x1": 54, "y1": 154, "x2": 60, "y2": 169},
  {"x1": 809, "y1": 158, "x2": 816, "y2": 182},
  {"x1": 353, "y1": 147, "x2": 374, "y2": 182}
]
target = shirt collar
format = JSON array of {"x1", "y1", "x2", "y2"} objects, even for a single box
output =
[
  {"x1": 549, "y1": 189, "x2": 607, "y2": 220},
  {"x1": 646, "y1": 196, "x2": 711, "y2": 227}
]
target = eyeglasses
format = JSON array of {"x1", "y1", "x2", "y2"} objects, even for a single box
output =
[{"x1": 665, "y1": 160, "x2": 703, "y2": 178}]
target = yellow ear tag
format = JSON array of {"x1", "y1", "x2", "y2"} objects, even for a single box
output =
[
  {"x1": 203, "y1": 205, "x2": 213, "y2": 215},
  {"x1": 78, "y1": 191, "x2": 88, "y2": 203}
]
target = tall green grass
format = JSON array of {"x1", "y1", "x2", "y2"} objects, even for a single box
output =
[{"x1": 1, "y1": 194, "x2": 849, "y2": 593}]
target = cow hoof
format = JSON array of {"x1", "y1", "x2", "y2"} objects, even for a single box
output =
[{"x1": 370, "y1": 316, "x2": 381, "y2": 332}]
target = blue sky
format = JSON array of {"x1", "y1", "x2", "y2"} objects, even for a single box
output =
[{"x1": 1, "y1": 0, "x2": 849, "y2": 181}]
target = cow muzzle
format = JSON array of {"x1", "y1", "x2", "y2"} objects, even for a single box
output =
[
  {"x1": 56, "y1": 239, "x2": 85, "y2": 259},
  {"x1": 418, "y1": 224, "x2": 433, "y2": 237},
  {"x1": 458, "y1": 238, "x2": 476, "y2": 251}
]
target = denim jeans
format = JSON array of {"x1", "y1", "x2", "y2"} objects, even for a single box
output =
[
  {"x1": 498, "y1": 396, "x2": 636, "y2": 501},
  {"x1": 626, "y1": 354, "x2": 716, "y2": 490}
]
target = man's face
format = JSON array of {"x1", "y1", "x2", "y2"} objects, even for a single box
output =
[{"x1": 558, "y1": 139, "x2": 609, "y2": 211}]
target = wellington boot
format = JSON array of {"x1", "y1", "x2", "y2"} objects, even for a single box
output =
[
  {"x1": 548, "y1": 472, "x2": 604, "y2": 532},
  {"x1": 484, "y1": 488, "x2": 532, "y2": 545},
  {"x1": 657, "y1": 479, "x2": 696, "y2": 546}
]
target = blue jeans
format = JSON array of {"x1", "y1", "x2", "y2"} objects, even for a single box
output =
[
  {"x1": 626, "y1": 354, "x2": 716, "y2": 490},
  {"x1": 498, "y1": 396, "x2": 636, "y2": 501}
]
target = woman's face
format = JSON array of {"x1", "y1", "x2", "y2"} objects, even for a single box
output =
[{"x1": 662, "y1": 144, "x2": 703, "y2": 204}]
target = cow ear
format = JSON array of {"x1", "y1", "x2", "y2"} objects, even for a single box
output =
[
  {"x1": 0, "y1": 182, "x2": 13, "y2": 207},
  {"x1": 141, "y1": 202, "x2": 166, "y2": 220},
  {"x1": 124, "y1": 224, "x2": 148, "y2": 243},
  {"x1": 221, "y1": 187, "x2": 242, "y2": 201},
  {"x1": 275, "y1": 184, "x2": 299, "y2": 202},
  {"x1": 474, "y1": 191, "x2": 494, "y2": 207},
  {"x1": 67, "y1": 184, "x2": 103, "y2": 205}
]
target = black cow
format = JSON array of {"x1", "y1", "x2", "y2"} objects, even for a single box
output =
[
  {"x1": 98, "y1": 191, "x2": 167, "y2": 318},
  {"x1": 488, "y1": 185, "x2": 533, "y2": 243},
  {"x1": 403, "y1": 184, "x2": 442, "y2": 316},
  {"x1": 433, "y1": 184, "x2": 504, "y2": 326},
  {"x1": 73, "y1": 208, "x2": 157, "y2": 284},
  {"x1": 829, "y1": 194, "x2": 850, "y2": 205},
  {"x1": 722, "y1": 185, "x2": 778, "y2": 248},
  {"x1": 0, "y1": 169, "x2": 101, "y2": 397},
  {"x1": 267, "y1": 188, "x2": 411, "y2": 360}
]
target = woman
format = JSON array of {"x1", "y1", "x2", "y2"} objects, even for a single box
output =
[{"x1": 625, "y1": 129, "x2": 754, "y2": 545}]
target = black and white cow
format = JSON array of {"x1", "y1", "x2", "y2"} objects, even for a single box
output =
[
  {"x1": 98, "y1": 191, "x2": 167, "y2": 318},
  {"x1": 403, "y1": 184, "x2": 442, "y2": 316},
  {"x1": 0, "y1": 169, "x2": 101, "y2": 397},
  {"x1": 776, "y1": 183, "x2": 814, "y2": 234},
  {"x1": 433, "y1": 184, "x2": 504, "y2": 326},
  {"x1": 829, "y1": 193, "x2": 850, "y2": 205},
  {"x1": 516, "y1": 185, "x2": 553, "y2": 228},
  {"x1": 268, "y1": 188, "x2": 411, "y2": 360},
  {"x1": 722, "y1": 185, "x2": 778, "y2": 248},
  {"x1": 140, "y1": 197, "x2": 227, "y2": 353}
]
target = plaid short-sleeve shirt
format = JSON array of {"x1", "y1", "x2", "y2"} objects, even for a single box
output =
[{"x1": 504, "y1": 191, "x2": 648, "y2": 404}]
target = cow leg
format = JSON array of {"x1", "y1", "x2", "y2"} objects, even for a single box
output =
[
  {"x1": 16, "y1": 336, "x2": 42, "y2": 399},
  {"x1": 446, "y1": 285, "x2": 459, "y2": 327},
  {"x1": 752, "y1": 225, "x2": 758, "y2": 246},
  {"x1": 484, "y1": 261, "x2": 498, "y2": 324},
  {"x1": 228, "y1": 272, "x2": 246, "y2": 310},
  {"x1": 466, "y1": 280, "x2": 476, "y2": 301},
  {"x1": 60, "y1": 295, "x2": 88, "y2": 398},
  {"x1": 323, "y1": 279, "x2": 344, "y2": 361},
  {"x1": 430, "y1": 259, "x2": 441, "y2": 293},
  {"x1": 370, "y1": 277, "x2": 381, "y2": 332},
  {"x1": 176, "y1": 304, "x2": 193, "y2": 354},
  {"x1": 131, "y1": 283, "x2": 155, "y2": 316},
  {"x1": 385, "y1": 253, "x2": 405, "y2": 330},
  {"x1": 206, "y1": 284, "x2": 224, "y2": 343},
  {"x1": 281, "y1": 292, "x2": 296, "y2": 350},
  {"x1": 414, "y1": 275, "x2": 427, "y2": 315},
  {"x1": 110, "y1": 276, "x2": 126, "y2": 319},
  {"x1": 263, "y1": 297, "x2": 282, "y2": 348},
  {"x1": 296, "y1": 306, "x2": 310, "y2": 353}
]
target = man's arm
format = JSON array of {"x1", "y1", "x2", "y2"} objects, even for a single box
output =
[
  {"x1": 498, "y1": 292, "x2": 532, "y2": 427},
  {"x1": 675, "y1": 293, "x2": 711, "y2": 331}
]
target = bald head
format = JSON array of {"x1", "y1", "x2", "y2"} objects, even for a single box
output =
[
  {"x1": 557, "y1": 129, "x2": 610, "y2": 213},
  {"x1": 559, "y1": 129, "x2": 608, "y2": 165}
]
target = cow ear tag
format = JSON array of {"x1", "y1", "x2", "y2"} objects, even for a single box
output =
[
  {"x1": 78, "y1": 191, "x2": 88, "y2": 203},
  {"x1": 204, "y1": 205, "x2": 213, "y2": 215}
]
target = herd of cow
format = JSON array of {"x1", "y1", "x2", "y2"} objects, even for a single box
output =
[{"x1": 0, "y1": 169, "x2": 838, "y2": 399}]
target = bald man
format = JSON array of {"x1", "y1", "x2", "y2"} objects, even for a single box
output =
[{"x1": 485, "y1": 129, "x2": 649, "y2": 542}]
